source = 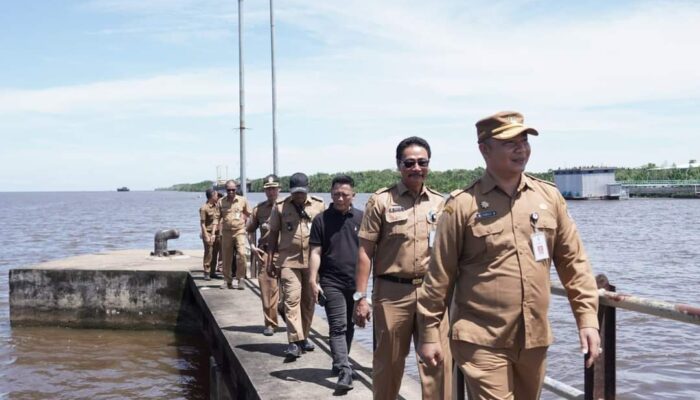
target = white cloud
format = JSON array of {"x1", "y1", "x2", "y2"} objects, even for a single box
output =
[{"x1": 2, "y1": 1, "x2": 700, "y2": 190}]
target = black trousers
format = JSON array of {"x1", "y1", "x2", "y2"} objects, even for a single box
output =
[{"x1": 321, "y1": 284, "x2": 355, "y2": 372}]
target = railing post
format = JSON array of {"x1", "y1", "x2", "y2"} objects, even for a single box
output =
[{"x1": 585, "y1": 274, "x2": 616, "y2": 400}]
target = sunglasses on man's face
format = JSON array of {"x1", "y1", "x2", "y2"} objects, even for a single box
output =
[
  {"x1": 400, "y1": 158, "x2": 430, "y2": 168},
  {"x1": 226, "y1": 188, "x2": 237, "y2": 192}
]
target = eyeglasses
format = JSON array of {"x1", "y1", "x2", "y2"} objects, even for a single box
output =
[
  {"x1": 400, "y1": 158, "x2": 430, "y2": 168},
  {"x1": 226, "y1": 188, "x2": 236, "y2": 192}
]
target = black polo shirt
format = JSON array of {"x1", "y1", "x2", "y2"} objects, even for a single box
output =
[{"x1": 309, "y1": 204, "x2": 363, "y2": 290}]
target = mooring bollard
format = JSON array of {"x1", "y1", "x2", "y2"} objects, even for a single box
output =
[
  {"x1": 150, "y1": 228, "x2": 184, "y2": 257},
  {"x1": 585, "y1": 273, "x2": 616, "y2": 400}
]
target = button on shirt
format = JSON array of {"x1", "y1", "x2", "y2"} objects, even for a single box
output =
[
  {"x1": 309, "y1": 205, "x2": 363, "y2": 290},
  {"x1": 418, "y1": 172, "x2": 599, "y2": 349},
  {"x1": 267, "y1": 196, "x2": 325, "y2": 269},
  {"x1": 218, "y1": 195, "x2": 251, "y2": 235},
  {"x1": 358, "y1": 182, "x2": 444, "y2": 278},
  {"x1": 199, "y1": 203, "x2": 220, "y2": 233}
]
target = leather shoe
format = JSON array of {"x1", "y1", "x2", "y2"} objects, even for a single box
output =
[
  {"x1": 285, "y1": 343, "x2": 301, "y2": 359},
  {"x1": 300, "y1": 339, "x2": 315, "y2": 352},
  {"x1": 336, "y1": 369, "x2": 354, "y2": 391}
]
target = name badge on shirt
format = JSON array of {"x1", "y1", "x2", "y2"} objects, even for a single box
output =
[
  {"x1": 235, "y1": 212, "x2": 241, "y2": 219},
  {"x1": 429, "y1": 230, "x2": 436, "y2": 247},
  {"x1": 307, "y1": 222, "x2": 312, "y2": 231},
  {"x1": 531, "y1": 231, "x2": 549, "y2": 261}
]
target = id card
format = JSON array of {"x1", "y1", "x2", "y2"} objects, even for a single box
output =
[
  {"x1": 429, "y1": 230, "x2": 436, "y2": 248},
  {"x1": 531, "y1": 231, "x2": 549, "y2": 261}
]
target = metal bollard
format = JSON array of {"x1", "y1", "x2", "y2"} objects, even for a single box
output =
[{"x1": 150, "y1": 228, "x2": 184, "y2": 257}]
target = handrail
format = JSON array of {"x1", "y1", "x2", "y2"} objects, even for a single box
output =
[{"x1": 551, "y1": 283, "x2": 700, "y2": 325}]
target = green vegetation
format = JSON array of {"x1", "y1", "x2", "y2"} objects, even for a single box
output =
[{"x1": 157, "y1": 163, "x2": 699, "y2": 193}]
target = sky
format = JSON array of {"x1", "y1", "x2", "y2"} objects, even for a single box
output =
[{"x1": 2, "y1": 0, "x2": 700, "y2": 191}]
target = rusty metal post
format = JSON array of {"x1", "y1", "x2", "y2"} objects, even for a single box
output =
[{"x1": 585, "y1": 274, "x2": 616, "y2": 400}]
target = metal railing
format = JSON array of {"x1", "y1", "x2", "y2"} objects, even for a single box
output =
[
  {"x1": 456, "y1": 274, "x2": 700, "y2": 399},
  {"x1": 617, "y1": 179, "x2": 700, "y2": 186}
]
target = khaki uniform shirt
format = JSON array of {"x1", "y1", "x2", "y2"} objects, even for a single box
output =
[
  {"x1": 267, "y1": 196, "x2": 325, "y2": 269},
  {"x1": 199, "y1": 202, "x2": 220, "y2": 233},
  {"x1": 358, "y1": 182, "x2": 444, "y2": 278},
  {"x1": 218, "y1": 195, "x2": 252, "y2": 235},
  {"x1": 247, "y1": 199, "x2": 277, "y2": 248},
  {"x1": 418, "y1": 172, "x2": 599, "y2": 349}
]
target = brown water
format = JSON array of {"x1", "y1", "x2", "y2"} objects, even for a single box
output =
[{"x1": 1, "y1": 191, "x2": 699, "y2": 399}]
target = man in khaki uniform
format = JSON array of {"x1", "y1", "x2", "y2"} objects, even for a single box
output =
[
  {"x1": 266, "y1": 172, "x2": 325, "y2": 358},
  {"x1": 218, "y1": 179, "x2": 252, "y2": 290},
  {"x1": 247, "y1": 174, "x2": 281, "y2": 336},
  {"x1": 417, "y1": 111, "x2": 601, "y2": 400},
  {"x1": 354, "y1": 136, "x2": 452, "y2": 400},
  {"x1": 200, "y1": 189, "x2": 220, "y2": 281}
]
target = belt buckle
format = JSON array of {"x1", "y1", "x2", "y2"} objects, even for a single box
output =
[{"x1": 411, "y1": 277, "x2": 423, "y2": 285}]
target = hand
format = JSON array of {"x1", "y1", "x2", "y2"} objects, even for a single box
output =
[
  {"x1": 417, "y1": 342, "x2": 444, "y2": 367},
  {"x1": 310, "y1": 282, "x2": 320, "y2": 304},
  {"x1": 253, "y1": 247, "x2": 266, "y2": 263},
  {"x1": 266, "y1": 265, "x2": 279, "y2": 279},
  {"x1": 353, "y1": 298, "x2": 371, "y2": 328},
  {"x1": 208, "y1": 235, "x2": 215, "y2": 245},
  {"x1": 580, "y1": 327, "x2": 602, "y2": 368}
]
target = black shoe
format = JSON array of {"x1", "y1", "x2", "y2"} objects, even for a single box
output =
[
  {"x1": 285, "y1": 343, "x2": 301, "y2": 359},
  {"x1": 331, "y1": 366, "x2": 340, "y2": 377},
  {"x1": 336, "y1": 369, "x2": 354, "y2": 391},
  {"x1": 300, "y1": 339, "x2": 315, "y2": 352}
]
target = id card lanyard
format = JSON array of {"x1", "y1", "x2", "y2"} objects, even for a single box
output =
[{"x1": 530, "y1": 212, "x2": 549, "y2": 262}]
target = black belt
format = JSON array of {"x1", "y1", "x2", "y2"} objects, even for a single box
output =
[{"x1": 377, "y1": 274, "x2": 424, "y2": 286}]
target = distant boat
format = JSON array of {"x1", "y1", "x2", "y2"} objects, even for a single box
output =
[{"x1": 117, "y1": 187, "x2": 130, "y2": 192}]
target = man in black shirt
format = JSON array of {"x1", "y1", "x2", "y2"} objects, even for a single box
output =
[{"x1": 309, "y1": 174, "x2": 363, "y2": 392}]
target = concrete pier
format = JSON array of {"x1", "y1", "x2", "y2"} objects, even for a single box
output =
[{"x1": 9, "y1": 250, "x2": 423, "y2": 399}]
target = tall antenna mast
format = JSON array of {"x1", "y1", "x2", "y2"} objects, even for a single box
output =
[
  {"x1": 269, "y1": 0, "x2": 279, "y2": 175},
  {"x1": 237, "y1": 0, "x2": 247, "y2": 195}
]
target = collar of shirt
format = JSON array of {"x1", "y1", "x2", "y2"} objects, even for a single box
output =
[
  {"x1": 328, "y1": 204, "x2": 355, "y2": 217},
  {"x1": 396, "y1": 181, "x2": 429, "y2": 199},
  {"x1": 480, "y1": 172, "x2": 534, "y2": 195}
]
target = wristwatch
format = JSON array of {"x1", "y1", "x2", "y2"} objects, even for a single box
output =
[{"x1": 352, "y1": 291, "x2": 366, "y2": 301}]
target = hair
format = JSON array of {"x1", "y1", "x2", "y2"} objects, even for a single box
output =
[
  {"x1": 396, "y1": 136, "x2": 431, "y2": 161},
  {"x1": 225, "y1": 179, "x2": 237, "y2": 186},
  {"x1": 330, "y1": 174, "x2": 355, "y2": 189},
  {"x1": 205, "y1": 188, "x2": 216, "y2": 200}
]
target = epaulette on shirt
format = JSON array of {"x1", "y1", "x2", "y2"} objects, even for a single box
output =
[
  {"x1": 310, "y1": 195, "x2": 324, "y2": 202},
  {"x1": 525, "y1": 173, "x2": 557, "y2": 188},
  {"x1": 256, "y1": 199, "x2": 269, "y2": 208},
  {"x1": 373, "y1": 186, "x2": 391, "y2": 195},
  {"x1": 426, "y1": 186, "x2": 443, "y2": 197}
]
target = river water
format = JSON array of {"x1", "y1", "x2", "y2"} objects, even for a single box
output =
[{"x1": 0, "y1": 191, "x2": 698, "y2": 399}]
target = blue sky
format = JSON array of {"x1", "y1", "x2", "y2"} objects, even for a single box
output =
[{"x1": 2, "y1": 0, "x2": 699, "y2": 191}]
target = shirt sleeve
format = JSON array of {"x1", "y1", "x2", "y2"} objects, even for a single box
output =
[
  {"x1": 309, "y1": 213, "x2": 323, "y2": 247},
  {"x1": 358, "y1": 193, "x2": 383, "y2": 243},
  {"x1": 266, "y1": 203, "x2": 281, "y2": 249},
  {"x1": 246, "y1": 206, "x2": 259, "y2": 233},
  {"x1": 552, "y1": 190, "x2": 600, "y2": 330},
  {"x1": 199, "y1": 206, "x2": 206, "y2": 224},
  {"x1": 243, "y1": 198, "x2": 252, "y2": 215},
  {"x1": 418, "y1": 196, "x2": 464, "y2": 343}
]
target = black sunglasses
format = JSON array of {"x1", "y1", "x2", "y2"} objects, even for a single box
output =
[
  {"x1": 226, "y1": 188, "x2": 237, "y2": 192},
  {"x1": 400, "y1": 158, "x2": 430, "y2": 168}
]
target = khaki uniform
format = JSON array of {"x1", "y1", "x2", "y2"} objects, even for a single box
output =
[
  {"x1": 199, "y1": 202, "x2": 220, "y2": 274},
  {"x1": 248, "y1": 199, "x2": 281, "y2": 329},
  {"x1": 218, "y1": 195, "x2": 252, "y2": 284},
  {"x1": 267, "y1": 195, "x2": 325, "y2": 343},
  {"x1": 358, "y1": 181, "x2": 452, "y2": 400},
  {"x1": 418, "y1": 172, "x2": 599, "y2": 400}
]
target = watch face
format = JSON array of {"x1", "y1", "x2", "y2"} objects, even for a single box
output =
[{"x1": 353, "y1": 292, "x2": 364, "y2": 301}]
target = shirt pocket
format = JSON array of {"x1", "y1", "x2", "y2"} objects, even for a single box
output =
[
  {"x1": 469, "y1": 220, "x2": 505, "y2": 256},
  {"x1": 535, "y1": 215, "x2": 558, "y2": 252},
  {"x1": 384, "y1": 210, "x2": 409, "y2": 237}
]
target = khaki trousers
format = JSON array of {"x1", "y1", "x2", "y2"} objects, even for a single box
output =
[
  {"x1": 201, "y1": 234, "x2": 220, "y2": 274},
  {"x1": 257, "y1": 253, "x2": 280, "y2": 328},
  {"x1": 221, "y1": 230, "x2": 247, "y2": 283},
  {"x1": 280, "y1": 267, "x2": 315, "y2": 343},
  {"x1": 373, "y1": 279, "x2": 453, "y2": 400},
  {"x1": 452, "y1": 340, "x2": 547, "y2": 400}
]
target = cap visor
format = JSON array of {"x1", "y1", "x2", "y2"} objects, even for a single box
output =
[
  {"x1": 491, "y1": 126, "x2": 539, "y2": 140},
  {"x1": 290, "y1": 187, "x2": 308, "y2": 194}
]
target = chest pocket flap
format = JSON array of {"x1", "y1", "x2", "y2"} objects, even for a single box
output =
[
  {"x1": 471, "y1": 220, "x2": 504, "y2": 237},
  {"x1": 385, "y1": 210, "x2": 408, "y2": 223}
]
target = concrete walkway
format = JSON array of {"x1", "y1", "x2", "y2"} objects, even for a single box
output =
[{"x1": 193, "y1": 269, "x2": 423, "y2": 399}]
